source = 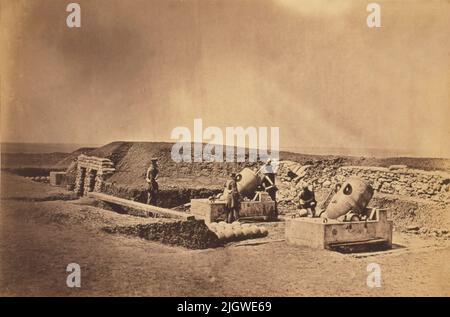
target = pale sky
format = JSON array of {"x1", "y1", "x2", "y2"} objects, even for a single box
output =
[{"x1": 1, "y1": 0, "x2": 449, "y2": 157}]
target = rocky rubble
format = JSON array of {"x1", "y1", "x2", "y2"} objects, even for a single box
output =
[
  {"x1": 276, "y1": 159, "x2": 343, "y2": 207},
  {"x1": 276, "y1": 160, "x2": 450, "y2": 206}
]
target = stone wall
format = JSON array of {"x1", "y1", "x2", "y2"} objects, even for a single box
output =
[
  {"x1": 277, "y1": 161, "x2": 450, "y2": 205},
  {"x1": 338, "y1": 166, "x2": 450, "y2": 201}
]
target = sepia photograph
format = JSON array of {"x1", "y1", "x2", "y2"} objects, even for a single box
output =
[{"x1": 1, "y1": 0, "x2": 449, "y2": 302}]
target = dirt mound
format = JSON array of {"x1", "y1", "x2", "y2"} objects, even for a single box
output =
[
  {"x1": 87, "y1": 141, "x2": 133, "y2": 165},
  {"x1": 370, "y1": 195, "x2": 450, "y2": 232},
  {"x1": 106, "y1": 142, "x2": 258, "y2": 188},
  {"x1": 68, "y1": 142, "x2": 257, "y2": 190},
  {"x1": 103, "y1": 220, "x2": 220, "y2": 249},
  {"x1": 53, "y1": 147, "x2": 97, "y2": 169},
  {"x1": 64, "y1": 142, "x2": 450, "y2": 191}
]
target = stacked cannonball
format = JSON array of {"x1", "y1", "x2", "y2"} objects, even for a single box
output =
[{"x1": 207, "y1": 221, "x2": 268, "y2": 242}]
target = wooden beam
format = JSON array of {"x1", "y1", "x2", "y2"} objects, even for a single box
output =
[{"x1": 88, "y1": 192, "x2": 195, "y2": 220}]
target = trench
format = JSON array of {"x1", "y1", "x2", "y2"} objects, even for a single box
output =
[
  {"x1": 101, "y1": 183, "x2": 222, "y2": 209},
  {"x1": 92, "y1": 185, "x2": 225, "y2": 249}
]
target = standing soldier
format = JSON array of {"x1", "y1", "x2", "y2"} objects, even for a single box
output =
[
  {"x1": 224, "y1": 172, "x2": 240, "y2": 223},
  {"x1": 146, "y1": 158, "x2": 159, "y2": 205},
  {"x1": 259, "y1": 159, "x2": 278, "y2": 217}
]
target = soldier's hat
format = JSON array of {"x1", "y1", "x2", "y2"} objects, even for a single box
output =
[{"x1": 151, "y1": 157, "x2": 158, "y2": 161}]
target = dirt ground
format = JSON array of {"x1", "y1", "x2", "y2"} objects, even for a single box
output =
[{"x1": 1, "y1": 173, "x2": 449, "y2": 296}]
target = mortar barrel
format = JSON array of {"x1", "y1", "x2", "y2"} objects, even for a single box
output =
[
  {"x1": 235, "y1": 168, "x2": 262, "y2": 199},
  {"x1": 324, "y1": 176, "x2": 374, "y2": 219}
]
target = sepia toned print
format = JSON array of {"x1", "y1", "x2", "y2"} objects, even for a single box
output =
[{"x1": 1, "y1": 0, "x2": 449, "y2": 297}]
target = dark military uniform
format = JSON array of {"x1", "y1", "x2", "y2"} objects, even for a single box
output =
[
  {"x1": 146, "y1": 163, "x2": 159, "y2": 205},
  {"x1": 146, "y1": 165, "x2": 159, "y2": 181},
  {"x1": 147, "y1": 179, "x2": 159, "y2": 205},
  {"x1": 299, "y1": 187, "x2": 317, "y2": 216}
]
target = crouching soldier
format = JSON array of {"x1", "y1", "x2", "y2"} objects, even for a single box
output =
[
  {"x1": 146, "y1": 158, "x2": 159, "y2": 205},
  {"x1": 298, "y1": 183, "x2": 317, "y2": 217},
  {"x1": 224, "y1": 172, "x2": 240, "y2": 223}
]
